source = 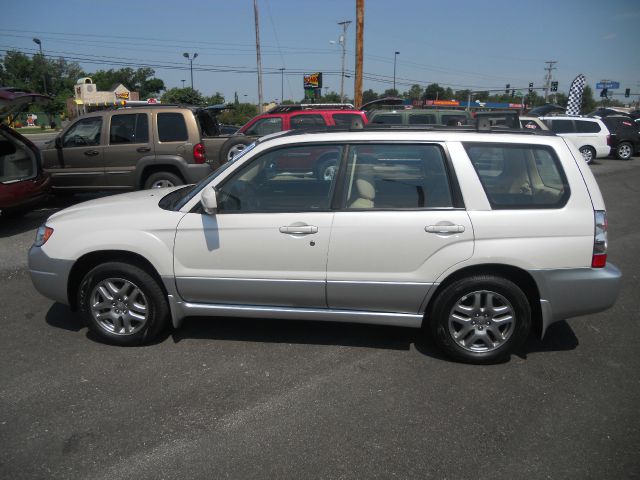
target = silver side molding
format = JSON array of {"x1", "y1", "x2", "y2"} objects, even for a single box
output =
[{"x1": 167, "y1": 295, "x2": 423, "y2": 330}]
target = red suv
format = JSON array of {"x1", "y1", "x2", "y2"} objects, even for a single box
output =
[{"x1": 219, "y1": 104, "x2": 368, "y2": 163}]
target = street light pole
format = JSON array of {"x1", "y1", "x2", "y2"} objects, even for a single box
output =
[
  {"x1": 183, "y1": 52, "x2": 198, "y2": 89},
  {"x1": 279, "y1": 67, "x2": 285, "y2": 103},
  {"x1": 181, "y1": 79, "x2": 186, "y2": 88},
  {"x1": 32, "y1": 38, "x2": 47, "y2": 95},
  {"x1": 338, "y1": 20, "x2": 352, "y2": 103},
  {"x1": 393, "y1": 51, "x2": 400, "y2": 94}
]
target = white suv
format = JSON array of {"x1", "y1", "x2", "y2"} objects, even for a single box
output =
[
  {"x1": 29, "y1": 126, "x2": 621, "y2": 363},
  {"x1": 540, "y1": 116, "x2": 611, "y2": 164}
]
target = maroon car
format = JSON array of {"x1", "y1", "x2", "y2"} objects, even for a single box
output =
[{"x1": 0, "y1": 88, "x2": 51, "y2": 217}]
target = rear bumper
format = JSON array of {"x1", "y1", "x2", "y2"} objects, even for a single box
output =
[{"x1": 528, "y1": 263, "x2": 622, "y2": 336}]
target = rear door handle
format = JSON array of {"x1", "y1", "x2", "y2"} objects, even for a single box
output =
[
  {"x1": 425, "y1": 224, "x2": 465, "y2": 234},
  {"x1": 136, "y1": 147, "x2": 151, "y2": 153},
  {"x1": 84, "y1": 150, "x2": 100, "y2": 157},
  {"x1": 279, "y1": 225, "x2": 318, "y2": 235}
]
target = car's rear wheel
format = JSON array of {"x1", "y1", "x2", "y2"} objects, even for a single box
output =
[
  {"x1": 144, "y1": 171, "x2": 183, "y2": 189},
  {"x1": 429, "y1": 275, "x2": 531, "y2": 364},
  {"x1": 79, "y1": 262, "x2": 170, "y2": 346},
  {"x1": 579, "y1": 146, "x2": 596, "y2": 164},
  {"x1": 615, "y1": 141, "x2": 633, "y2": 160}
]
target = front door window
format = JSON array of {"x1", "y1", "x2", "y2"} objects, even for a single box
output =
[{"x1": 62, "y1": 117, "x2": 102, "y2": 147}]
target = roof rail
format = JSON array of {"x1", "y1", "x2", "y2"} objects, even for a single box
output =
[{"x1": 268, "y1": 103, "x2": 356, "y2": 113}]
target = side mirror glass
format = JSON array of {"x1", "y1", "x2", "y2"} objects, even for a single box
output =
[{"x1": 201, "y1": 187, "x2": 218, "y2": 214}]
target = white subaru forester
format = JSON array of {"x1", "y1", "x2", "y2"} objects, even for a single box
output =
[{"x1": 29, "y1": 125, "x2": 621, "y2": 363}]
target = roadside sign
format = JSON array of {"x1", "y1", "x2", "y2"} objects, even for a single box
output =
[{"x1": 596, "y1": 81, "x2": 620, "y2": 89}]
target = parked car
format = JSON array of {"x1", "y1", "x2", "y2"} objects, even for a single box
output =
[
  {"x1": 519, "y1": 116, "x2": 549, "y2": 131},
  {"x1": 540, "y1": 116, "x2": 611, "y2": 163},
  {"x1": 29, "y1": 122, "x2": 621, "y2": 364},
  {"x1": 599, "y1": 115, "x2": 640, "y2": 160},
  {"x1": 527, "y1": 104, "x2": 565, "y2": 117},
  {"x1": 367, "y1": 108, "x2": 472, "y2": 127},
  {"x1": 587, "y1": 107, "x2": 630, "y2": 119},
  {"x1": 39, "y1": 104, "x2": 238, "y2": 192},
  {"x1": 219, "y1": 104, "x2": 368, "y2": 163},
  {"x1": 0, "y1": 88, "x2": 51, "y2": 217}
]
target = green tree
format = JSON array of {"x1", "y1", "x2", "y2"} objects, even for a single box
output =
[
  {"x1": 91, "y1": 67, "x2": 165, "y2": 98},
  {"x1": 361, "y1": 89, "x2": 379, "y2": 104},
  {"x1": 205, "y1": 92, "x2": 225, "y2": 105},
  {"x1": 218, "y1": 103, "x2": 258, "y2": 126},
  {"x1": 320, "y1": 91, "x2": 342, "y2": 103},
  {"x1": 581, "y1": 85, "x2": 597, "y2": 113},
  {"x1": 423, "y1": 83, "x2": 446, "y2": 100},
  {"x1": 405, "y1": 84, "x2": 423, "y2": 101},
  {"x1": 161, "y1": 87, "x2": 205, "y2": 105},
  {"x1": 383, "y1": 88, "x2": 399, "y2": 97}
]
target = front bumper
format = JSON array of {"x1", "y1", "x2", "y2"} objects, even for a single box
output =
[
  {"x1": 529, "y1": 263, "x2": 622, "y2": 336},
  {"x1": 28, "y1": 246, "x2": 74, "y2": 305}
]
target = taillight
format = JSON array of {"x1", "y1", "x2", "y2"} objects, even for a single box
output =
[
  {"x1": 592, "y1": 210, "x2": 608, "y2": 268},
  {"x1": 606, "y1": 135, "x2": 611, "y2": 146},
  {"x1": 193, "y1": 143, "x2": 206, "y2": 164}
]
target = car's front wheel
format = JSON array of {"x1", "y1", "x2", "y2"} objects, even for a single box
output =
[
  {"x1": 579, "y1": 146, "x2": 596, "y2": 164},
  {"x1": 429, "y1": 275, "x2": 531, "y2": 364},
  {"x1": 79, "y1": 262, "x2": 170, "y2": 346},
  {"x1": 615, "y1": 141, "x2": 633, "y2": 160}
]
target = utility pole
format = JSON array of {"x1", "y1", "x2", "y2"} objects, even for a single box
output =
[
  {"x1": 338, "y1": 20, "x2": 352, "y2": 103},
  {"x1": 254, "y1": 0, "x2": 264, "y2": 112},
  {"x1": 393, "y1": 51, "x2": 400, "y2": 94},
  {"x1": 354, "y1": 0, "x2": 364, "y2": 108},
  {"x1": 279, "y1": 67, "x2": 285, "y2": 103},
  {"x1": 543, "y1": 60, "x2": 557, "y2": 102}
]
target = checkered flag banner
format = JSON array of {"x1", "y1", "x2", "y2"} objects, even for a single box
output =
[{"x1": 566, "y1": 74, "x2": 586, "y2": 116}]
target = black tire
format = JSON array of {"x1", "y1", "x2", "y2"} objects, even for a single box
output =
[
  {"x1": 429, "y1": 275, "x2": 531, "y2": 364},
  {"x1": 579, "y1": 146, "x2": 596, "y2": 164},
  {"x1": 78, "y1": 262, "x2": 170, "y2": 346},
  {"x1": 615, "y1": 141, "x2": 633, "y2": 160},
  {"x1": 143, "y1": 171, "x2": 183, "y2": 190},
  {"x1": 1, "y1": 207, "x2": 27, "y2": 219},
  {"x1": 220, "y1": 136, "x2": 254, "y2": 164}
]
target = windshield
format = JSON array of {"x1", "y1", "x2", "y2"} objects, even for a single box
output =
[{"x1": 173, "y1": 141, "x2": 258, "y2": 211}]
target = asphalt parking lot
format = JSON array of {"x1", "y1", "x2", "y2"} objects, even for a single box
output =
[{"x1": 1, "y1": 157, "x2": 639, "y2": 480}]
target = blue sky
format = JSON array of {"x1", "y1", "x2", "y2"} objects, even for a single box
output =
[{"x1": 1, "y1": 0, "x2": 638, "y2": 102}]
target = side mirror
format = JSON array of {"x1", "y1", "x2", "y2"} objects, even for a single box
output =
[
  {"x1": 201, "y1": 187, "x2": 218, "y2": 214},
  {"x1": 54, "y1": 136, "x2": 62, "y2": 148}
]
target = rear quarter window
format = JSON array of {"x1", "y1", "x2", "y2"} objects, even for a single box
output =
[
  {"x1": 157, "y1": 112, "x2": 188, "y2": 142},
  {"x1": 370, "y1": 114, "x2": 402, "y2": 125},
  {"x1": 464, "y1": 143, "x2": 570, "y2": 209},
  {"x1": 332, "y1": 113, "x2": 363, "y2": 127}
]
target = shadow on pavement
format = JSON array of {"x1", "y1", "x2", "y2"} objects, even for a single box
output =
[
  {"x1": 45, "y1": 302, "x2": 84, "y2": 332},
  {"x1": 44, "y1": 302, "x2": 579, "y2": 361}
]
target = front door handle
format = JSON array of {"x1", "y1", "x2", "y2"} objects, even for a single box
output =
[
  {"x1": 279, "y1": 225, "x2": 318, "y2": 235},
  {"x1": 84, "y1": 150, "x2": 100, "y2": 156},
  {"x1": 425, "y1": 224, "x2": 465, "y2": 234},
  {"x1": 136, "y1": 147, "x2": 151, "y2": 153}
]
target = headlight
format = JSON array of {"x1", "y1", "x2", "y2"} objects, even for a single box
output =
[{"x1": 34, "y1": 226, "x2": 54, "y2": 247}]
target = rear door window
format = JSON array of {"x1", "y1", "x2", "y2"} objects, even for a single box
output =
[
  {"x1": 332, "y1": 113, "x2": 362, "y2": 127},
  {"x1": 409, "y1": 113, "x2": 436, "y2": 124},
  {"x1": 548, "y1": 119, "x2": 575, "y2": 133},
  {"x1": 464, "y1": 143, "x2": 569, "y2": 209},
  {"x1": 290, "y1": 114, "x2": 326, "y2": 130},
  {"x1": 109, "y1": 113, "x2": 149, "y2": 144},
  {"x1": 342, "y1": 144, "x2": 454, "y2": 209},
  {"x1": 575, "y1": 120, "x2": 601, "y2": 133},
  {"x1": 370, "y1": 114, "x2": 402, "y2": 125},
  {"x1": 157, "y1": 112, "x2": 188, "y2": 142}
]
